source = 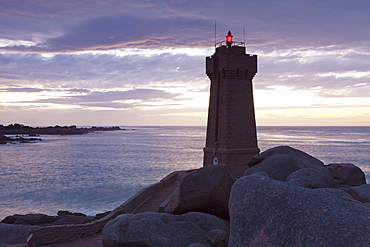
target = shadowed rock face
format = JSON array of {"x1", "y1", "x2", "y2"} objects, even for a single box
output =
[
  {"x1": 285, "y1": 167, "x2": 336, "y2": 189},
  {"x1": 245, "y1": 146, "x2": 327, "y2": 181},
  {"x1": 326, "y1": 163, "x2": 367, "y2": 187},
  {"x1": 102, "y1": 212, "x2": 230, "y2": 247},
  {"x1": 347, "y1": 184, "x2": 370, "y2": 203},
  {"x1": 229, "y1": 174, "x2": 370, "y2": 246},
  {"x1": 170, "y1": 164, "x2": 234, "y2": 220},
  {"x1": 0, "y1": 223, "x2": 39, "y2": 245}
]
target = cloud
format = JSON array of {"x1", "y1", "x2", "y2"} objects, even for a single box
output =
[
  {"x1": 2, "y1": 0, "x2": 370, "y2": 53},
  {"x1": 316, "y1": 85, "x2": 370, "y2": 98},
  {"x1": 0, "y1": 86, "x2": 90, "y2": 94},
  {"x1": 2, "y1": 14, "x2": 213, "y2": 52},
  {"x1": 251, "y1": 45, "x2": 370, "y2": 92},
  {"x1": 14, "y1": 88, "x2": 181, "y2": 109},
  {"x1": 0, "y1": 50, "x2": 208, "y2": 89},
  {"x1": 0, "y1": 87, "x2": 45, "y2": 93}
]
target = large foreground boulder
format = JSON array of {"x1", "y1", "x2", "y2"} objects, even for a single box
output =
[
  {"x1": 229, "y1": 174, "x2": 370, "y2": 246},
  {"x1": 102, "y1": 212, "x2": 230, "y2": 247},
  {"x1": 245, "y1": 146, "x2": 329, "y2": 181},
  {"x1": 171, "y1": 164, "x2": 234, "y2": 220}
]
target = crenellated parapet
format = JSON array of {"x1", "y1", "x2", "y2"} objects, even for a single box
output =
[{"x1": 206, "y1": 46, "x2": 257, "y2": 81}]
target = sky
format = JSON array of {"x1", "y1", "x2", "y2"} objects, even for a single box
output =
[{"x1": 1, "y1": 0, "x2": 370, "y2": 126}]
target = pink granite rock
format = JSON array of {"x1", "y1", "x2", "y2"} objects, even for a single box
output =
[
  {"x1": 285, "y1": 168, "x2": 336, "y2": 189},
  {"x1": 102, "y1": 212, "x2": 230, "y2": 247},
  {"x1": 346, "y1": 184, "x2": 370, "y2": 203},
  {"x1": 229, "y1": 173, "x2": 370, "y2": 246},
  {"x1": 245, "y1": 146, "x2": 327, "y2": 181},
  {"x1": 325, "y1": 163, "x2": 366, "y2": 186},
  {"x1": 170, "y1": 164, "x2": 234, "y2": 220}
]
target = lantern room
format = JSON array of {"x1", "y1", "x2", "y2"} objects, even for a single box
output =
[
  {"x1": 226, "y1": 31, "x2": 233, "y2": 48},
  {"x1": 215, "y1": 31, "x2": 245, "y2": 49}
]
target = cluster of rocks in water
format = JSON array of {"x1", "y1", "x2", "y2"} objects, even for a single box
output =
[
  {"x1": 103, "y1": 146, "x2": 370, "y2": 247},
  {"x1": 1, "y1": 146, "x2": 369, "y2": 246},
  {"x1": 0, "y1": 123, "x2": 123, "y2": 144}
]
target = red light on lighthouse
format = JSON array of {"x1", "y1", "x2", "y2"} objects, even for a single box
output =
[
  {"x1": 226, "y1": 31, "x2": 233, "y2": 43},
  {"x1": 226, "y1": 31, "x2": 233, "y2": 49}
]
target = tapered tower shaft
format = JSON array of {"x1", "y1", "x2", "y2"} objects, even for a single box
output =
[{"x1": 203, "y1": 40, "x2": 259, "y2": 179}]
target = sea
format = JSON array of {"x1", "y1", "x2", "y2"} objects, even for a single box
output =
[{"x1": 0, "y1": 126, "x2": 369, "y2": 220}]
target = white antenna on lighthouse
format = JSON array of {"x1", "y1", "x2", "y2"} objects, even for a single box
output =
[
  {"x1": 243, "y1": 26, "x2": 246, "y2": 45},
  {"x1": 214, "y1": 19, "x2": 217, "y2": 46}
]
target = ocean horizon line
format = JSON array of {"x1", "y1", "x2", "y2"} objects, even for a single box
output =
[{"x1": 2, "y1": 123, "x2": 370, "y2": 128}]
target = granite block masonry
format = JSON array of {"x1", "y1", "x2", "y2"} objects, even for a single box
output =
[{"x1": 203, "y1": 32, "x2": 260, "y2": 179}]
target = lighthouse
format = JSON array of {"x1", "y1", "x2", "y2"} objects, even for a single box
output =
[{"x1": 203, "y1": 31, "x2": 260, "y2": 179}]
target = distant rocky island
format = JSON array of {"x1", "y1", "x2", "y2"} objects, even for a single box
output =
[{"x1": 0, "y1": 123, "x2": 123, "y2": 144}]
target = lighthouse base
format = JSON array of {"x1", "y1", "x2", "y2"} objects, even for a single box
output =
[{"x1": 203, "y1": 147, "x2": 260, "y2": 179}]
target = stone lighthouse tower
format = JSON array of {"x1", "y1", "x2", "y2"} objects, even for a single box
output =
[{"x1": 203, "y1": 31, "x2": 260, "y2": 179}]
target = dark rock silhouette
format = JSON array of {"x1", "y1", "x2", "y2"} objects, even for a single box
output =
[
  {"x1": 0, "y1": 123, "x2": 123, "y2": 144},
  {"x1": 0, "y1": 134, "x2": 7, "y2": 144},
  {"x1": 229, "y1": 173, "x2": 370, "y2": 246},
  {"x1": 0, "y1": 123, "x2": 122, "y2": 135},
  {"x1": 102, "y1": 212, "x2": 230, "y2": 247},
  {"x1": 0, "y1": 133, "x2": 41, "y2": 144}
]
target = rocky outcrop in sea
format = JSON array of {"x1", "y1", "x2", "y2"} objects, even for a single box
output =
[{"x1": 0, "y1": 123, "x2": 123, "y2": 144}]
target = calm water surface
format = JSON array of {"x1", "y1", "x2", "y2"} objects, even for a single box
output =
[{"x1": 0, "y1": 126, "x2": 369, "y2": 219}]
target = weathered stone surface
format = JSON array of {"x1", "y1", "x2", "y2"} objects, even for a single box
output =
[
  {"x1": 102, "y1": 212, "x2": 230, "y2": 247},
  {"x1": 347, "y1": 184, "x2": 370, "y2": 203},
  {"x1": 187, "y1": 244, "x2": 212, "y2": 247},
  {"x1": 171, "y1": 164, "x2": 234, "y2": 220},
  {"x1": 205, "y1": 229, "x2": 228, "y2": 247},
  {"x1": 326, "y1": 163, "x2": 367, "y2": 187},
  {"x1": 245, "y1": 146, "x2": 327, "y2": 181},
  {"x1": 229, "y1": 174, "x2": 370, "y2": 246},
  {"x1": 285, "y1": 167, "x2": 336, "y2": 188},
  {"x1": 0, "y1": 223, "x2": 37, "y2": 245},
  {"x1": 52, "y1": 216, "x2": 95, "y2": 225}
]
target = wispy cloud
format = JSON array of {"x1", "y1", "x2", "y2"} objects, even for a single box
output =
[
  {"x1": 1, "y1": 14, "x2": 214, "y2": 52},
  {"x1": 3, "y1": 88, "x2": 181, "y2": 109}
]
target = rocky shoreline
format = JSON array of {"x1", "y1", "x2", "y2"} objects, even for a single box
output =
[
  {"x1": 0, "y1": 123, "x2": 123, "y2": 144},
  {"x1": 102, "y1": 146, "x2": 370, "y2": 246},
  {"x1": 1, "y1": 146, "x2": 369, "y2": 246}
]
